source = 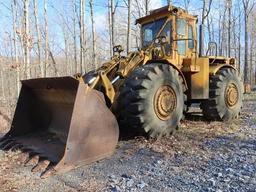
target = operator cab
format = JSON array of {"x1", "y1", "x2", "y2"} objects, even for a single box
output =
[
  {"x1": 136, "y1": 6, "x2": 198, "y2": 60},
  {"x1": 141, "y1": 17, "x2": 171, "y2": 47}
]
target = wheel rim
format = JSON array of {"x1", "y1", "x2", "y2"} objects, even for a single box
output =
[
  {"x1": 154, "y1": 85, "x2": 177, "y2": 120},
  {"x1": 225, "y1": 83, "x2": 239, "y2": 108}
]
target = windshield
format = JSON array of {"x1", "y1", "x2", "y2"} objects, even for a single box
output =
[{"x1": 142, "y1": 17, "x2": 168, "y2": 47}]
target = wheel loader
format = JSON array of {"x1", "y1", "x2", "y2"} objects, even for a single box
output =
[{"x1": 0, "y1": 5, "x2": 243, "y2": 178}]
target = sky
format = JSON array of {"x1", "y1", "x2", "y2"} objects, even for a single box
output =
[
  {"x1": 0, "y1": 0, "x2": 166, "y2": 53},
  {"x1": 0, "y1": 0, "x2": 249, "y2": 58},
  {"x1": 0, "y1": 0, "x2": 165, "y2": 31}
]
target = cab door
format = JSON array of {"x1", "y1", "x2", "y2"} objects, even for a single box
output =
[{"x1": 176, "y1": 18, "x2": 187, "y2": 65}]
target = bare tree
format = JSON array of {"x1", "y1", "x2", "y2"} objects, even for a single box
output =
[
  {"x1": 23, "y1": 0, "x2": 31, "y2": 78},
  {"x1": 108, "y1": 0, "x2": 112, "y2": 57},
  {"x1": 72, "y1": 0, "x2": 78, "y2": 73},
  {"x1": 218, "y1": 2, "x2": 223, "y2": 56},
  {"x1": 89, "y1": 0, "x2": 97, "y2": 68},
  {"x1": 227, "y1": 0, "x2": 232, "y2": 57},
  {"x1": 33, "y1": 0, "x2": 43, "y2": 77},
  {"x1": 111, "y1": 0, "x2": 116, "y2": 55},
  {"x1": 127, "y1": 0, "x2": 131, "y2": 54},
  {"x1": 79, "y1": 0, "x2": 85, "y2": 73},
  {"x1": 242, "y1": 0, "x2": 256, "y2": 91},
  {"x1": 207, "y1": 16, "x2": 212, "y2": 44},
  {"x1": 249, "y1": 11, "x2": 256, "y2": 85},
  {"x1": 145, "y1": 0, "x2": 149, "y2": 15},
  {"x1": 44, "y1": 0, "x2": 49, "y2": 77},
  {"x1": 237, "y1": 3, "x2": 242, "y2": 72},
  {"x1": 11, "y1": 0, "x2": 20, "y2": 95},
  {"x1": 60, "y1": 17, "x2": 70, "y2": 75},
  {"x1": 108, "y1": 0, "x2": 119, "y2": 57},
  {"x1": 199, "y1": 0, "x2": 213, "y2": 56}
]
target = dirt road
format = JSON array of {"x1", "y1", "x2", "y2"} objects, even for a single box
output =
[{"x1": 0, "y1": 95, "x2": 255, "y2": 192}]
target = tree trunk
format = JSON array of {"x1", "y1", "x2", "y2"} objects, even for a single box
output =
[
  {"x1": 44, "y1": 0, "x2": 49, "y2": 77},
  {"x1": 111, "y1": 0, "x2": 115, "y2": 54},
  {"x1": 218, "y1": 11, "x2": 222, "y2": 56},
  {"x1": 24, "y1": 0, "x2": 31, "y2": 79},
  {"x1": 127, "y1": 0, "x2": 131, "y2": 54},
  {"x1": 62, "y1": 23, "x2": 69, "y2": 75},
  {"x1": 80, "y1": 0, "x2": 85, "y2": 73},
  {"x1": 232, "y1": 10, "x2": 237, "y2": 58},
  {"x1": 12, "y1": 0, "x2": 20, "y2": 96},
  {"x1": 244, "y1": 15, "x2": 250, "y2": 87},
  {"x1": 89, "y1": 0, "x2": 97, "y2": 69},
  {"x1": 145, "y1": 0, "x2": 149, "y2": 15},
  {"x1": 200, "y1": 0, "x2": 212, "y2": 56},
  {"x1": 221, "y1": 8, "x2": 227, "y2": 56},
  {"x1": 33, "y1": 0, "x2": 43, "y2": 77},
  {"x1": 227, "y1": 0, "x2": 232, "y2": 57},
  {"x1": 199, "y1": 1, "x2": 206, "y2": 56},
  {"x1": 108, "y1": 0, "x2": 112, "y2": 57},
  {"x1": 49, "y1": 49, "x2": 59, "y2": 76},
  {"x1": 238, "y1": 10, "x2": 241, "y2": 73},
  {"x1": 0, "y1": 70, "x2": 5, "y2": 101},
  {"x1": 250, "y1": 43, "x2": 253, "y2": 85},
  {"x1": 207, "y1": 17, "x2": 211, "y2": 54},
  {"x1": 72, "y1": 0, "x2": 78, "y2": 74},
  {"x1": 243, "y1": 0, "x2": 256, "y2": 92}
]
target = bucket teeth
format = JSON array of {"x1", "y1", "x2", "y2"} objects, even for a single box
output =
[
  {"x1": 31, "y1": 158, "x2": 50, "y2": 172},
  {"x1": 40, "y1": 164, "x2": 56, "y2": 179},
  {"x1": 9, "y1": 143, "x2": 23, "y2": 151},
  {"x1": 19, "y1": 152, "x2": 30, "y2": 162},
  {"x1": 0, "y1": 139, "x2": 13, "y2": 148},
  {"x1": 24, "y1": 153, "x2": 40, "y2": 166},
  {"x1": 0, "y1": 135, "x2": 10, "y2": 143},
  {"x1": 2, "y1": 140, "x2": 16, "y2": 150}
]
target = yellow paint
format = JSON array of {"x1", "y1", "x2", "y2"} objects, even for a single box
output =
[
  {"x1": 87, "y1": 6, "x2": 239, "y2": 102},
  {"x1": 209, "y1": 65, "x2": 237, "y2": 75}
]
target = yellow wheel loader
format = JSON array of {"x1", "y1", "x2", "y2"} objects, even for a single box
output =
[{"x1": 0, "y1": 6, "x2": 243, "y2": 178}]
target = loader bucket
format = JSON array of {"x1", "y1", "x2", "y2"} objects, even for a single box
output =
[{"x1": 0, "y1": 77, "x2": 119, "y2": 178}]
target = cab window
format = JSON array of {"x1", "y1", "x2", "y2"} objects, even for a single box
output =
[
  {"x1": 161, "y1": 21, "x2": 171, "y2": 41},
  {"x1": 188, "y1": 25, "x2": 194, "y2": 49},
  {"x1": 161, "y1": 21, "x2": 172, "y2": 55},
  {"x1": 142, "y1": 18, "x2": 167, "y2": 47},
  {"x1": 177, "y1": 19, "x2": 186, "y2": 55},
  {"x1": 177, "y1": 19, "x2": 186, "y2": 36}
]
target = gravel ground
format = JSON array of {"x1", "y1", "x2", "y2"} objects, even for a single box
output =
[{"x1": 0, "y1": 95, "x2": 255, "y2": 192}]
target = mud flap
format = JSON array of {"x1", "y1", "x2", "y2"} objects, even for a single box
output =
[{"x1": 0, "y1": 77, "x2": 119, "y2": 178}]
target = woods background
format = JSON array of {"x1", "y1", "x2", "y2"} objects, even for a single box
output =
[{"x1": 0, "y1": 0, "x2": 255, "y2": 120}]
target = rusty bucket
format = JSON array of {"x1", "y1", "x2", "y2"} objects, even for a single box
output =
[{"x1": 0, "y1": 77, "x2": 119, "y2": 178}]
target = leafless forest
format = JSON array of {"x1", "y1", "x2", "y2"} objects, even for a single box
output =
[{"x1": 0, "y1": 0, "x2": 255, "y2": 121}]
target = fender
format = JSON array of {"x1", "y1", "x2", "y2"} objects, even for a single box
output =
[
  {"x1": 146, "y1": 60, "x2": 188, "y2": 90},
  {"x1": 209, "y1": 64, "x2": 237, "y2": 75}
]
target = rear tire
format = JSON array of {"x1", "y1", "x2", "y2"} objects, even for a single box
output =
[
  {"x1": 116, "y1": 63, "x2": 186, "y2": 138},
  {"x1": 201, "y1": 68, "x2": 243, "y2": 121}
]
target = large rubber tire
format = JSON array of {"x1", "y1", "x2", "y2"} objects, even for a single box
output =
[
  {"x1": 116, "y1": 63, "x2": 186, "y2": 138},
  {"x1": 201, "y1": 68, "x2": 243, "y2": 121}
]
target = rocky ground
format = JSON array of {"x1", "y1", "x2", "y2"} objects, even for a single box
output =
[{"x1": 0, "y1": 94, "x2": 255, "y2": 192}]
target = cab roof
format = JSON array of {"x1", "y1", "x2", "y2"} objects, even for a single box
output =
[{"x1": 136, "y1": 5, "x2": 197, "y2": 25}]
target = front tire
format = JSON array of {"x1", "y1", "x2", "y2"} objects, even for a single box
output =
[
  {"x1": 116, "y1": 63, "x2": 186, "y2": 138},
  {"x1": 201, "y1": 68, "x2": 243, "y2": 121}
]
